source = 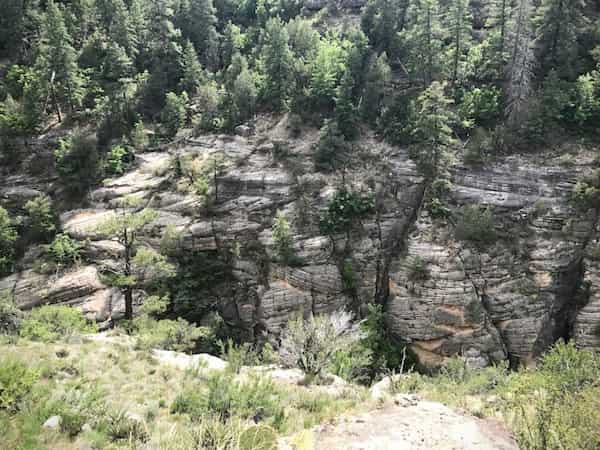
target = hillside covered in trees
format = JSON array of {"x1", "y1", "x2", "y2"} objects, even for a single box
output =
[{"x1": 3, "y1": 0, "x2": 600, "y2": 448}]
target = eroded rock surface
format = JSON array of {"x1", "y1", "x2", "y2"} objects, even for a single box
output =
[{"x1": 2, "y1": 115, "x2": 600, "y2": 368}]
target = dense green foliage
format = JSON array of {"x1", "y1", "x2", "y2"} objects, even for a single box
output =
[
  {"x1": 320, "y1": 190, "x2": 375, "y2": 237},
  {"x1": 0, "y1": 359, "x2": 39, "y2": 413},
  {"x1": 0, "y1": 291, "x2": 21, "y2": 336},
  {"x1": 19, "y1": 305, "x2": 96, "y2": 342},
  {"x1": 0, "y1": 206, "x2": 17, "y2": 276}
]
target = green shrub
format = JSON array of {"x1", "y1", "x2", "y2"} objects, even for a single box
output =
[
  {"x1": 19, "y1": 305, "x2": 96, "y2": 342},
  {"x1": 314, "y1": 121, "x2": 350, "y2": 172},
  {"x1": 319, "y1": 190, "x2": 375, "y2": 237},
  {"x1": 24, "y1": 195, "x2": 57, "y2": 243},
  {"x1": 340, "y1": 259, "x2": 357, "y2": 292},
  {"x1": 133, "y1": 317, "x2": 209, "y2": 353},
  {"x1": 539, "y1": 340, "x2": 599, "y2": 391},
  {"x1": 194, "y1": 175, "x2": 209, "y2": 196},
  {"x1": 352, "y1": 304, "x2": 414, "y2": 382},
  {"x1": 572, "y1": 169, "x2": 600, "y2": 211},
  {"x1": 459, "y1": 86, "x2": 501, "y2": 129},
  {"x1": 454, "y1": 205, "x2": 497, "y2": 249},
  {"x1": 505, "y1": 341, "x2": 600, "y2": 450},
  {"x1": 185, "y1": 416, "x2": 246, "y2": 450},
  {"x1": 47, "y1": 384, "x2": 106, "y2": 436},
  {"x1": 238, "y1": 425, "x2": 277, "y2": 450},
  {"x1": 0, "y1": 359, "x2": 39, "y2": 413},
  {"x1": 130, "y1": 121, "x2": 149, "y2": 151},
  {"x1": 172, "y1": 372, "x2": 284, "y2": 426},
  {"x1": 329, "y1": 344, "x2": 373, "y2": 384},
  {"x1": 464, "y1": 127, "x2": 493, "y2": 166},
  {"x1": 0, "y1": 290, "x2": 21, "y2": 335},
  {"x1": 54, "y1": 131, "x2": 100, "y2": 196},
  {"x1": 205, "y1": 373, "x2": 282, "y2": 422},
  {"x1": 46, "y1": 233, "x2": 83, "y2": 268},
  {"x1": 103, "y1": 145, "x2": 133, "y2": 176},
  {"x1": 272, "y1": 210, "x2": 295, "y2": 265},
  {"x1": 0, "y1": 206, "x2": 18, "y2": 275},
  {"x1": 406, "y1": 256, "x2": 429, "y2": 283},
  {"x1": 170, "y1": 390, "x2": 207, "y2": 419},
  {"x1": 219, "y1": 338, "x2": 260, "y2": 374},
  {"x1": 279, "y1": 311, "x2": 353, "y2": 380},
  {"x1": 102, "y1": 410, "x2": 149, "y2": 443},
  {"x1": 161, "y1": 91, "x2": 188, "y2": 138}
]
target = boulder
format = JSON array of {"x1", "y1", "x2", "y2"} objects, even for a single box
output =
[{"x1": 43, "y1": 415, "x2": 62, "y2": 430}]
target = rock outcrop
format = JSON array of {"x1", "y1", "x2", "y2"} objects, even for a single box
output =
[{"x1": 2, "y1": 114, "x2": 599, "y2": 368}]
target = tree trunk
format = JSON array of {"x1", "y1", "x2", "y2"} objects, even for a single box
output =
[{"x1": 124, "y1": 287, "x2": 133, "y2": 320}]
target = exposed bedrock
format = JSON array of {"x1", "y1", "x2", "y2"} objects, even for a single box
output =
[
  {"x1": 387, "y1": 154, "x2": 598, "y2": 366},
  {"x1": 2, "y1": 116, "x2": 600, "y2": 368}
]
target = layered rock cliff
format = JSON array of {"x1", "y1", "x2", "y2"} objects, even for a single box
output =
[{"x1": 1, "y1": 115, "x2": 598, "y2": 368}]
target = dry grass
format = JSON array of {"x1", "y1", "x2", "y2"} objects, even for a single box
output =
[{"x1": 0, "y1": 335, "x2": 371, "y2": 450}]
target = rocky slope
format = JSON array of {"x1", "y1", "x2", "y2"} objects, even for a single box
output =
[{"x1": 1, "y1": 114, "x2": 599, "y2": 369}]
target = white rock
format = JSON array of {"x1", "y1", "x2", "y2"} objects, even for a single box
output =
[
  {"x1": 152, "y1": 349, "x2": 228, "y2": 371},
  {"x1": 43, "y1": 415, "x2": 62, "y2": 430}
]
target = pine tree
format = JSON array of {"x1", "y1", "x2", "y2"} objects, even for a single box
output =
[
  {"x1": 0, "y1": 0, "x2": 26, "y2": 57},
  {"x1": 361, "y1": 0, "x2": 409, "y2": 57},
  {"x1": 161, "y1": 91, "x2": 188, "y2": 138},
  {"x1": 98, "y1": 199, "x2": 174, "y2": 320},
  {"x1": 335, "y1": 70, "x2": 360, "y2": 140},
  {"x1": 221, "y1": 21, "x2": 246, "y2": 69},
  {"x1": 506, "y1": 0, "x2": 535, "y2": 125},
  {"x1": 307, "y1": 38, "x2": 348, "y2": 113},
  {"x1": 400, "y1": 0, "x2": 445, "y2": 85},
  {"x1": 410, "y1": 81, "x2": 456, "y2": 181},
  {"x1": 345, "y1": 30, "x2": 371, "y2": 97},
  {"x1": 129, "y1": 0, "x2": 147, "y2": 62},
  {"x1": 109, "y1": 0, "x2": 139, "y2": 59},
  {"x1": 35, "y1": 0, "x2": 84, "y2": 121},
  {"x1": 486, "y1": 0, "x2": 512, "y2": 74},
  {"x1": 446, "y1": 0, "x2": 473, "y2": 85},
  {"x1": 145, "y1": 0, "x2": 183, "y2": 110},
  {"x1": 0, "y1": 206, "x2": 18, "y2": 276},
  {"x1": 180, "y1": 41, "x2": 205, "y2": 95},
  {"x1": 102, "y1": 42, "x2": 134, "y2": 85},
  {"x1": 534, "y1": 0, "x2": 586, "y2": 79},
  {"x1": 361, "y1": 53, "x2": 391, "y2": 125},
  {"x1": 178, "y1": 0, "x2": 220, "y2": 69},
  {"x1": 259, "y1": 17, "x2": 295, "y2": 111},
  {"x1": 232, "y1": 67, "x2": 257, "y2": 124}
]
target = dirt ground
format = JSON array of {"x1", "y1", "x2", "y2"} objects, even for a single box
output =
[{"x1": 282, "y1": 396, "x2": 518, "y2": 450}]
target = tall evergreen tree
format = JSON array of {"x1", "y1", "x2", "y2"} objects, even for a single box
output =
[
  {"x1": 109, "y1": 0, "x2": 139, "y2": 59},
  {"x1": 221, "y1": 21, "x2": 246, "y2": 69},
  {"x1": 506, "y1": 0, "x2": 536, "y2": 125},
  {"x1": 307, "y1": 38, "x2": 348, "y2": 113},
  {"x1": 361, "y1": 53, "x2": 391, "y2": 124},
  {"x1": 335, "y1": 70, "x2": 360, "y2": 140},
  {"x1": 232, "y1": 67, "x2": 258, "y2": 124},
  {"x1": 178, "y1": 0, "x2": 220, "y2": 69},
  {"x1": 0, "y1": 0, "x2": 26, "y2": 57},
  {"x1": 534, "y1": 0, "x2": 586, "y2": 79},
  {"x1": 446, "y1": 0, "x2": 473, "y2": 85},
  {"x1": 145, "y1": 0, "x2": 183, "y2": 110},
  {"x1": 410, "y1": 81, "x2": 456, "y2": 181},
  {"x1": 259, "y1": 17, "x2": 295, "y2": 111},
  {"x1": 486, "y1": 0, "x2": 512, "y2": 74},
  {"x1": 179, "y1": 41, "x2": 205, "y2": 95},
  {"x1": 401, "y1": 0, "x2": 445, "y2": 85},
  {"x1": 35, "y1": 0, "x2": 84, "y2": 121},
  {"x1": 361, "y1": 0, "x2": 409, "y2": 57}
]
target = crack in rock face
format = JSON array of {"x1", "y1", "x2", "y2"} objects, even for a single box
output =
[{"x1": 2, "y1": 118, "x2": 599, "y2": 369}]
